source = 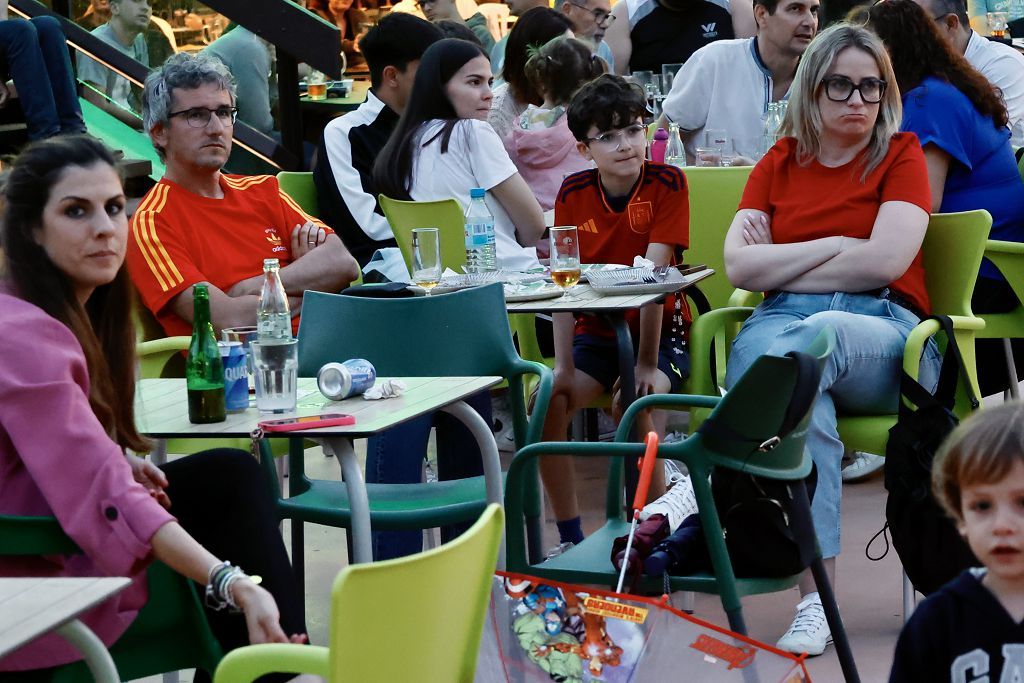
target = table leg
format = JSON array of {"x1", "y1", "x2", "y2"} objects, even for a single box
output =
[
  {"x1": 439, "y1": 399, "x2": 505, "y2": 569},
  {"x1": 605, "y1": 313, "x2": 640, "y2": 507},
  {"x1": 54, "y1": 619, "x2": 120, "y2": 683},
  {"x1": 320, "y1": 436, "x2": 373, "y2": 565}
]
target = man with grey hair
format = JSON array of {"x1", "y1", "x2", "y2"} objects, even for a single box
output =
[
  {"x1": 914, "y1": 0, "x2": 1024, "y2": 127},
  {"x1": 126, "y1": 52, "x2": 358, "y2": 338}
]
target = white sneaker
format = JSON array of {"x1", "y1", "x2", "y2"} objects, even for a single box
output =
[
  {"x1": 776, "y1": 593, "x2": 832, "y2": 656},
  {"x1": 841, "y1": 452, "x2": 885, "y2": 482},
  {"x1": 663, "y1": 457, "x2": 686, "y2": 487},
  {"x1": 642, "y1": 468, "x2": 699, "y2": 529}
]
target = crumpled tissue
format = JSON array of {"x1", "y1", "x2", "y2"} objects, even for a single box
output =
[{"x1": 363, "y1": 379, "x2": 408, "y2": 400}]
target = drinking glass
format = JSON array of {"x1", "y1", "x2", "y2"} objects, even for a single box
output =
[
  {"x1": 412, "y1": 227, "x2": 442, "y2": 294},
  {"x1": 695, "y1": 147, "x2": 723, "y2": 167},
  {"x1": 989, "y1": 10, "x2": 1009, "y2": 36},
  {"x1": 307, "y1": 70, "x2": 328, "y2": 101},
  {"x1": 252, "y1": 339, "x2": 298, "y2": 414},
  {"x1": 549, "y1": 225, "x2": 582, "y2": 299},
  {"x1": 661, "y1": 63, "x2": 684, "y2": 93}
]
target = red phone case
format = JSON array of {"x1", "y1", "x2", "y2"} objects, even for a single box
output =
[{"x1": 259, "y1": 413, "x2": 355, "y2": 432}]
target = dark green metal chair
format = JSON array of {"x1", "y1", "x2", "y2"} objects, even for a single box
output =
[
  {"x1": 504, "y1": 328, "x2": 861, "y2": 682},
  {"x1": 0, "y1": 514, "x2": 222, "y2": 681},
  {"x1": 271, "y1": 284, "x2": 553, "y2": 586}
]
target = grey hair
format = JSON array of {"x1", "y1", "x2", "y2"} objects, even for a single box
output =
[
  {"x1": 779, "y1": 23, "x2": 901, "y2": 181},
  {"x1": 142, "y1": 52, "x2": 236, "y2": 159}
]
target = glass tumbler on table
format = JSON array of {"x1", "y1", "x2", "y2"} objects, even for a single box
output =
[
  {"x1": 550, "y1": 225, "x2": 582, "y2": 298},
  {"x1": 412, "y1": 227, "x2": 443, "y2": 293},
  {"x1": 252, "y1": 339, "x2": 299, "y2": 414}
]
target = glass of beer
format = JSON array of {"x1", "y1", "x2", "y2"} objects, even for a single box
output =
[
  {"x1": 989, "y1": 11, "x2": 1009, "y2": 37},
  {"x1": 412, "y1": 227, "x2": 442, "y2": 294},
  {"x1": 550, "y1": 225, "x2": 582, "y2": 299},
  {"x1": 307, "y1": 70, "x2": 328, "y2": 101}
]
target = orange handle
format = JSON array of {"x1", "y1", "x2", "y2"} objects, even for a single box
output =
[{"x1": 631, "y1": 432, "x2": 660, "y2": 512}]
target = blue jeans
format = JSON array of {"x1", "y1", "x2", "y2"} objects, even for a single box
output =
[
  {"x1": 0, "y1": 16, "x2": 86, "y2": 140},
  {"x1": 723, "y1": 292, "x2": 941, "y2": 559},
  {"x1": 365, "y1": 390, "x2": 492, "y2": 560}
]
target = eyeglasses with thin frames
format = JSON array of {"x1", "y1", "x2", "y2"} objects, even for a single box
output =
[
  {"x1": 567, "y1": 0, "x2": 615, "y2": 26},
  {"x1": 821, "y1": 76, "x2": 886, "y2": 104},
  {"x1": 585, "y1": 123, "x2": 646, "y2": 151},
  {"x1": 167, "y1": 106, "x2": 239, "y2": 128}
]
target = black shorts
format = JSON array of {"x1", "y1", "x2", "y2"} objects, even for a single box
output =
[{"x1": 572, "y1": 332, "x2": 689, "y2": 394}]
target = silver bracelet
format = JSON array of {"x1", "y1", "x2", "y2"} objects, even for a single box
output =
[{"x1": 205, "y1": 561, "x2": 246, "y2": 612}]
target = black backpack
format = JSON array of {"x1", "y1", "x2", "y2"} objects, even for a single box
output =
[{"x1": 877, "y1": 315, "x2": 980, "y2": 596}]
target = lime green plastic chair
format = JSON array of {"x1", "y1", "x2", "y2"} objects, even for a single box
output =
[
  {"x1": 682, "y1": 166, "x2": 753, "y2": 311},
  {"x1": 503, "y1": 329, "x2": 858, "y2": 675},
  {"x1": 213, "y1": 504, "x2": 503, "y2": 683},
  {"x1": 378, "y1": 194, "x2": 468, "y2": 272},
  {"x1": 277, "y1": 171, "x2": 319, "y2": 216},
  {"x1": 976, "y1": 239, "x2": 1024, "y2": 399},
  {"x1": 277, "y1": 284, "x2": 552, "y2": 578},
  {"x1": 0, "y1": 515, "x2": 222, "y2": 681}
]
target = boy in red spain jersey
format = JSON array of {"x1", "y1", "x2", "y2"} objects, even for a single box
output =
[{"x1": 544, "y1": 74, "x2": 690, "y2": 549}]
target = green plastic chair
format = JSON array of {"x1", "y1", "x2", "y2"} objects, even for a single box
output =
[
  {"x1": 276, "y1": 284, "x2": 552, "y2": 580},
  {"x1": 503, "y1": 330, "x2": 857, "y2": 671},
  {"x1": 0, "y1": 515, "x2": 223, "y2": 681},
  {"x1": 976, "y1": 239, "x2": 1024, "y2": 399},
  {"x1": 378, "y1": 194, "x2": 468, "y2": 272},
  {"x1": 213, "y1": 504, "x2": 503, "y2": 683},
  {"x1": 277, "y1": 171, "x2": 319, "y2": 216},
  {"x1": 683, "y1": 166, "x2": 754, "y2": 311}
]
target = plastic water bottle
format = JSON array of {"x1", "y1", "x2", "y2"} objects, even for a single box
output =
[
  {"x1": 650, "y1": 127, "x2": 668, "y2": 163},
  {"x1": 665, "y1": 123, "x2": 686, "y2": 169},
  {"x1": 762, "y1": 102, "x2": 782, "y2": 155},
  {"x1": 257, "y1": 258, "x2": 291, "y2": 341},
  {"x1": 464, "y1": 188, "x2": 498, "y2": 273}
]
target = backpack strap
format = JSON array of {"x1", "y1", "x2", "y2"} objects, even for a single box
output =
[
  {"x1": 899, "y1": 314, "x2": 979, "y2": 416},
  {"x1": 698, "y1": 350, "x2": 822, "y2": 452}
]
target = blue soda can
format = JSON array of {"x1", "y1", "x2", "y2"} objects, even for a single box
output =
[
  {"x1": 317, "y1": 359, "x2": 377, "y2": 401},
  {"x1": 218, "y1": 341, "x2": 249, "y2": 412}
]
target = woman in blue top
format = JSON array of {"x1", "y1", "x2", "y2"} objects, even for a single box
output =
[{"x1": 869, "y1": 0, "x2": 1024, "y2": 396}]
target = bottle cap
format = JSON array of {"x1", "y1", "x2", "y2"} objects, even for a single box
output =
[
  {"x1": 263, "y1": 258, "x2": 280, "y2": 270},
  {"x1": 470, "y1": 188, "x2": 485, "y2": 199},
  {"x1": 654, "y1": 128, "x2": 668, "y2": 139}
]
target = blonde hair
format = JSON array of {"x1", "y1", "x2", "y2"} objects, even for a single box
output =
[
  {"x1": 933, "y1": 402, "x2": 1024, "y2": 520},
  {"x1": 779, "y1": 23, "x2": 902, "y2": 181}
]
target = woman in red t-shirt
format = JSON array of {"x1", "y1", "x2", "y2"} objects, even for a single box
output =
[{"x1": 721, "y1": 24, "x2": 941, "y2": 657}]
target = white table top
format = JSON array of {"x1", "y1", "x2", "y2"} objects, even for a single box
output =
[
  {"x1": 0, "y1": 577, "x2": 131, "y2": 658},
  {"x1": 135, "y1": 376, "x2": 501, "y2": 439},
  {"x1": 504, "y1": 269, "x2": 714, "y2": 314}
]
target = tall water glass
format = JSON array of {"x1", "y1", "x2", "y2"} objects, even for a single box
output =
[
  {"x1": 252, "y1": 339, "x2": 298, "y2": 414},
  {"x1": 412, "y1": 227, "x2": 442, "y2": 293},
  {"x1": 550, "y1": 226, "x2": 581, "y2": 299},
  {"x1": 661, "y1": 63, "x2": 684, "y2": 94}
]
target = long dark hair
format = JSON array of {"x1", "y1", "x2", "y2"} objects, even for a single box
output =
[
  {"x1": 1, "y1": 135, "x2": 148, "y2": 452},
  {"x1": 867, "y1": 0, "x2": 1008, "y2": 128},
  {"x1": 373, "y1": 38, "x2": 487, "y2": 201},
  {"x1": 502, "y1": 7, "x2": 573, "y2": 105}
]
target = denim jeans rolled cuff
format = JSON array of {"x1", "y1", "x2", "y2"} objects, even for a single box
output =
[
  {"x1": 365, "y1": 390, "x2": 492, "y2": 561},
  {"x1": 723, "y1": 291, "x2": 942, "y2": 559}
]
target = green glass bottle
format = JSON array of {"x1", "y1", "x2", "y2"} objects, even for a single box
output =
[{"x1": 186, "y1": 284, "x2": 226, "y2": 424}]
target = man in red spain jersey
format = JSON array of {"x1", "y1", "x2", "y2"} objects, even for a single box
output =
[
  {"x1": 544, "y1": 74, "x2": 690, "y2": 549},
  {"x1": 127, "y1": 52, "x2": 358, "y2": 337}
]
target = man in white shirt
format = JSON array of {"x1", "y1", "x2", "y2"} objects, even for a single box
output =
[
  {"x1": 659, "y1": 0, "x2": 818, "y2": 161},
  {"x1": 915, "y1": 0, "x2": 1024, "y2": 128},
  {"x1": 76, "y1": 0, "x2": 150, "y2": 128}
]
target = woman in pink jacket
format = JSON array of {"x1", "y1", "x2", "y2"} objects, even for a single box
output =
[
  {"x1": 502, "y1": 36, "x2": 605, "y2": 212},
  {"x1": 0, "y1": 136, "x2": 305, "y2": 676}
]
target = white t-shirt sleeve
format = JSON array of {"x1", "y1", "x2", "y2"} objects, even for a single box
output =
[
  {"x1": 463, "y1": 119, "x2": 518, "y2": 191},
  {"x1": 661, "y1": 47, "x2": 714, "y2": 132}
]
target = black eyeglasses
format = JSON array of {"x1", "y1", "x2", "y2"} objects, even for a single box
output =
[
  {"x1": 168, "y1": 106, "x2": 239, "y2": 128},
  {"x1": 567, "y1": 0, "x2": 615, "y2": 26},
  {"x1": 821, "y1": 76, "x2": 886, "y2": 103}
]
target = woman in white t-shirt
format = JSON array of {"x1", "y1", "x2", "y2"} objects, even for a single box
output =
[{"x1": 374, "y1": 38, "x2": 545, "y2": 271}]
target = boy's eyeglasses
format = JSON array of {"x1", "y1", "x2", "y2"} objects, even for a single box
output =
[
  {"x1": 585, "y1": 123, "x2": 647, "y2": 151},
  {"x1": 821, "y1": 76, "x2": 886, "y2": 104},
  {"x1": 168, "y1": 106, "x2": 239, "y2": 128},
  {"x1": 566, "y1": 0, "x2": 615, "y2": 26}
]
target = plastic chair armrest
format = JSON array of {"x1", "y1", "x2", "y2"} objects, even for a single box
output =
[
  {"x1": 727, "y1": 288, "x2": 762, "y2": 307},
  {"x1": 512, "y1": 360, "x2": 553, "y2": 445},
  {"x1": 615, "y1": 394, "x2": 722, "y2": 442},
  {"x1": 689, "y1": 306, "x2": 755, "y2": 395},
  {"x1": 213, "y1": 643, "x2": 329, "y2": 683},
  {"x1": 902, "y1": 316, "x2": 985, "y2": 377},
  {"x1": 985, "y1": 239, "x2": 1024, "y2": 256},
  {"x1": 137, "y1": 336, "x2": 190, "y2": 379}
]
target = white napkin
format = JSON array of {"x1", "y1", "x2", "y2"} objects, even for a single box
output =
[
  {"x1": 363, "y1": 379, "x2": 408, "y2": 400},
  {"x1": 632, "y1": 256, "x2": 656, "y2": 269}
]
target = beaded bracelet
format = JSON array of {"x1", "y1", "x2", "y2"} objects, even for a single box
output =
[{"x1": 206, "y1": 561, "x2": 246, "y2": 612}]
